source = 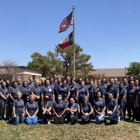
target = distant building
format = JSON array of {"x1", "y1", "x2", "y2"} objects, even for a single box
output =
[
  {"x1": 88, "y1": 68, "x2": 127, "y2": 85},
  {"x1": 0, "y1": 66, "x2": 42, "y2": 82}
]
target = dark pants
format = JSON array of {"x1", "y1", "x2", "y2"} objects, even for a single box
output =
[
  {"x1": 81, "y1": 112, "x2": 95, "y2": 122},
  {"x1": 41, "y1": 112, "x2": 52, "y2": 123},
  {"x1": 108, "y1": 111, "x2": 118, "y2": 123},
  {"x1": 127, "y1": 103, "x2": 136, "y2": 120},
  {"x1": 54, "y1": 115, "x2": 65, "y2": 124},
  {"x1": 0, "y1": 101, "x2": 5, "y2": 120},
  {"x1": 67, "y1": 112, "x2": 78, "y2": 123},
  {"x1": 6, "y1": 102, "x2": 13, "y2": 120}
]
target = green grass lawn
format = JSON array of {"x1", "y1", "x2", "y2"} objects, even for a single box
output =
[{"x1": 0, "y1": 121, "x2": 140, "y2": 140}]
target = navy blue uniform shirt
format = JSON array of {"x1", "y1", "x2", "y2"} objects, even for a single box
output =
[
  {"x1": 59, "y1": 85, "x2": 70, "y2": 99},
  {"x1": 107, "y1": 84, "x2": 119, "y2": 98},
  {"x1": 41, "y1": 101, "x2": 53, "y2": 109},
  {"x1": 80, "y1": 102, "x2": 92, "y2": 113},
  {"x1": 53, "y1": 101, "x2": 66, "y2": 115},
  {"x1": 13, "y1": 99, "x2": 24, "y2": 115},
  {"x1": 31, "y1": 86, "x2": 42, "y2": 96},
  {"x1": 25, "y1": 101, "x2": 39, "y2": 116},
  {"x1": 79, "y1": 86, "x2": 89, "y2": 98},
  {"x1": 107, "y1": 98, "x2": 118, "y2": 112},
  {"x1": 94, "y1": 98, "x2": 106, "y2": 112},
  {"x1": 119, "y1": 88, "x2": 127, "y2": 103},
  {"x1": 0, "y1": 87, "x2": 9, "y2": 102},
  {"x1": 127, "y1": 87, "x2": 137, "y2": 104},
  {"x1": 70, "y1": 85, "x2": 79, "y2": 98},
  {"x1": 9, "y1": 87, "x2": 21, "y2": 99}
]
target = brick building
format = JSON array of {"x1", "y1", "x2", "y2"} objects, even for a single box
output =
[{"x1": 0, "y1": 66, "x2": 42, "y2": 82}]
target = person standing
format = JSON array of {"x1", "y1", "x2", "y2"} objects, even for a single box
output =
[
  {"x1": 127, "y1": 80, "x2": 137, "y2": 122},
  {"x1": 41, "y1": 80, "x2": 55, "y2": 102},
  {"x1": 107, "y1": 79, "x2": 119, "y2": 102},
  {"x1": 78, "y1": 81, "x2": 89, "y2": 104},
  {"x1": 0, "y1": 81, "x2": 9, "y2": 120},
  {"x1": 119, "y1": 82, "x2": 127, "y2": 121},
  {"x1": 89, "y1": 80, "x2": 98, "y2": 105},
  {"x1": 58, "y1": 79, "x2": 70, "y2": 102},
  {"x1": 70, "y1": 80, "x2": 79, "y2": 102}
]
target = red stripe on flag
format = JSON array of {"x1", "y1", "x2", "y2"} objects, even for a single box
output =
[{"x1": 58, "y1": 41, "x2": 71, "y2": 49}]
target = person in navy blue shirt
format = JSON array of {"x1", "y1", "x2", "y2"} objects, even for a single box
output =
[
  {"x1": 85, "y1": 78, "x2": 90, "y2": 89},
  {"x1": 78, "y1": 78, "x2": 83, "y2": 86},
  {"x1": 54, "y1": 77, "x2": 62, "y2": 100},
  {"x1": 89, "y1": 80, "x2": 98, "y2": 105},
  {"x1": 17, "y1": 78, "x2": 22, "y2": 89},
  {"x1": 41, "y1": 80, "x2": 55, "y2": 101},
  {"x1": 67, "y1": 97, "x2": 78, "y2": 124},
  {"x1": 70, "y1": 80, "x2": 79, "y2": 102},
  {"x1": 135, "y1": 80, "x2": 140, "y2": 90},
  {"x1": 20, "y1": 81, "x2": 31, "y2": 103},
  {"x1": 66, "y1": 76, "x2": 71, "y2": 88},
  {"x1": 119, "y1": 82, "x2": 127, "y2": 121},
  {"x1": 79, "y1": 81, "x2": 89, "y2": 104},
  {"x1": 41, "y1": 95, "x2": 53, "y2": 124},
  {"x1": 114, "y1": 78, "x2": 119, "y2": 89},
  {"x1": 13, "y1": 92, "x2": 25, "y2": 125},
  {"x1": 80, "y1": 96, "x2": 95, "y2": 123},
  {"x1": 28, "y1": 77, "x2": 34, "y2": 89},
  {"x1": 136, "y1": 85, "x2": 140, "y2": 119},
  {"x1": 25, "y1": 95, "x2": 39, "y2": 124},
  {"x1": 0, "y1": 81, "x2": 9, "y2": 120},
  {"x1": 102, "y1": 78, "x2": 108, "y2": 90},
  {"x1": 94, "y1": 92, "x2": 106, "y2": 124},
  {"x1": 58, "y1": 79, "x2": 70, "y2": 102},
  {"x1": 97, "y1": 80, "x2": 106, "y2": 99},
  {"x1": 123, "y1": 78, "x2": 129, "y2": 91},
  {"x1": 127, "y1": 80, "x2": 137, "y2": 122},
  {"x1": 107, "y1": 93, "x2": 119, "y2": 124},
  {"x1": 53, "y1": 94, "x2": 67, "y2": 124},
  {"x1": 31, "y1": 79, "x2": 42, "y2": 101},
  {"x1": 107, "y1": 79, "x2": 119, "y2": 101},
  {"x1": 9, "y1": 81, "x2": 21, "y2": 119},
  {"x1": 49, "y1": 77, "x2": 55, "y2": 89}
]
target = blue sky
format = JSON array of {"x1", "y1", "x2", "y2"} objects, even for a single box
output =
[{"x1": 0, "y1": 0, "x2": 140, "y2": 69}]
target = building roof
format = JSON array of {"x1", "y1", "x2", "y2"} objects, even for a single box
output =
[{"x1": 89, "y1": 68, "x2": 127, "y2": 77}]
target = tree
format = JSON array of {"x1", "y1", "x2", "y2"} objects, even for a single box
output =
[
  {"x1": 0, "y1": 59, "x2": 18, "y2": 81},
  {"x1": 27, "y1": 44, "x2": 93, "y2": 78},
  {"x1": 127, "y1": 62, "x2": 140, "y2": 79}
]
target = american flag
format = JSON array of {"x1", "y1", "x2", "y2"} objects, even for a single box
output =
[{"x1": 59, "y1": 11, "x2": 74, "y2": 33}]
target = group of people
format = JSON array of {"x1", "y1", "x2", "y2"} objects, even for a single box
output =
[{"x1": 0, "y1": 75, "x2": 139, "y2": 125}]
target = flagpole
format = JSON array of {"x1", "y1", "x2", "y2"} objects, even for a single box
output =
[{"x1": 73, "y1": 4, "x2": 76, "y2": 77}]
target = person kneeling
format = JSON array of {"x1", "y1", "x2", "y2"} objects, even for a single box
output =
[
  {"x1": 67, "y1": 98, "x2": 78, "y2": 125},
  {"x1": 80, "y1": 96, "x2": 95, "y2": 123},
  {"x1": 13, "y1": 92, "x2": 25, "y2": 125},
  {"x1": 93, "y1": 92, "x2": 106, "y2": 124},
  {"x1": 107, "y1": 93, "x2": 119, "y2": 124},
  {"x1": 53, "y1": 94, "x2": 67, "y2": 124},
  {"x1": 25, "y1": 95, "x2": 39, "y2": 124},
  {"x1": 41, "y1": 95, "x2": 53, "y2": 124}
]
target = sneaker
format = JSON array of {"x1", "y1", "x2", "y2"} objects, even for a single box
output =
[{"x1": 48, "y1": 120, "x2": 51, "y2": 124}]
